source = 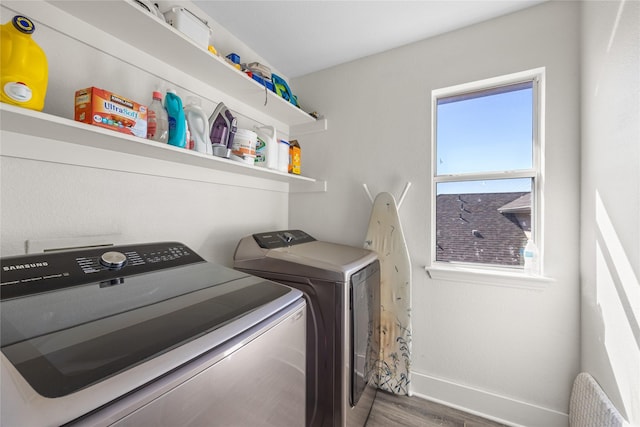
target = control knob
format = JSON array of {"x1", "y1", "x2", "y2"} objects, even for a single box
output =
[
  {"x1": 282, "y1": 232, "x2": 295, "y2": 243},
  {"x1": 100, "y1": 251, "x2": 127, "y2": 269}
]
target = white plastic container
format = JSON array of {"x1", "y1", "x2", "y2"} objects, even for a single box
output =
[
  {"x1": 184, "y1": 96, "x2": 211, "y2": 155},
  {"x1": 254, "y1": 125, "x2": 278, "y2": 169},
  {"x1": 147, "y1": 90, "x2": 168, "y2": 143},
  {"x1": 163, "y1": 7, "x2": 211, "y2": 49},
  {"x1": 231, "y1": 128, "x2": 257, "y2": 165},
  {"x1": 523, "y1": 239, "x2": 539, "y2": 274},
  {"x1": 277, "y1": 139, "x2": 290, "y2": 173}
]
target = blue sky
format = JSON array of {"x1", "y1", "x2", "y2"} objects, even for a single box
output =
[{"x1": 436, "y1": 85, "x2": 533, "y2": 194}]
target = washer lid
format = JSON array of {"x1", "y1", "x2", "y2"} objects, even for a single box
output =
[
  {"x1": 268, "y1": 241, "x2": 375, "y2": 271},
  {"x1": 1, "y1": 243, "x2": 299, "y2": 399}
]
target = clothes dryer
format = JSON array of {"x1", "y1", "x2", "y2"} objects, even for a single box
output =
[{"x1": 234, "y1": 230, "x2": 380, "y2": 427}]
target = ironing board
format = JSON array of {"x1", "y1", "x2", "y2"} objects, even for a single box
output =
[{"x1": 364, "y1": 191, "x2": 412, "y2": 395}]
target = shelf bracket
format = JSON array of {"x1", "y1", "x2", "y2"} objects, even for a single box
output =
[
  {"x1": 290, "y1": 179, "x2": 327, "y2": 193},
  {"x1": 290, "y1": 118, "x2": 328, "y2": 137}
]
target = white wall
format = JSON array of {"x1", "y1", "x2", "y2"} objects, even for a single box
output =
[
  {"x1": 291, "y1": 2, "x2": 581, "y2": 425},
  {"x1": 0, "y1": 156, "x2": 288, "y2": 263},
  {"x1": 0, "y1": 3, "x2": 289, "y2": 263},
  {"x1": 580, "y1": 0, "x2": 640, "y2": 424}
]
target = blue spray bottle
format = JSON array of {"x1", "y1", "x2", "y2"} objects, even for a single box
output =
[{"x1": 165, "y1": 89, "x2": 186, "y2": 148}]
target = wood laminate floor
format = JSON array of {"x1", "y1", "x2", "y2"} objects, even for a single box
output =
[{"x1": 365, "y1": 390, "x2": 509, "y2": 427}]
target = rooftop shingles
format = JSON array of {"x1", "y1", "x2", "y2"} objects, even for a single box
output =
[
  {"x1": 498, "y1": 192, "x2": 531, "y2": 213},
  {"x1": 436, "y1": 192, "x2": 530, "y2": 266}
]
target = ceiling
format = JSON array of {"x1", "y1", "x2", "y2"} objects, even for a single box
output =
[{"x1": 194, "y1": 1, "x2": 545, "y2": 78}]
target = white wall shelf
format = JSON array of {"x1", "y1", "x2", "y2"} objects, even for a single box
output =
[
  {"x1": 45, "y1": 0, "x2": 316, "y2": 127},
  {"x1": 0, "y1": 104, "x2": 326, "y2": 192},
  {"x1": 0, "y1": 0, "x2": 328, "y2": 193}
]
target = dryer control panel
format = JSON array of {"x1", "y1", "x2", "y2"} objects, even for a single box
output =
[{"x1": 253, "y1": 230, "x2": 316, "y2": 249}]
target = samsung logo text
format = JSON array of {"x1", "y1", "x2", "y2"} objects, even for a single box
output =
[{"x1": 3, "y1": 262, "x2": 49, "y2": 271}]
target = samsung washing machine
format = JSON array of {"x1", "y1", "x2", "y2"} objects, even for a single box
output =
[
  {"x1": 1, "y1": 242, "x2": 306, "y2": 427},
  {"x1": 234, "y1": 230, "x2": 380, "y2": 427}
]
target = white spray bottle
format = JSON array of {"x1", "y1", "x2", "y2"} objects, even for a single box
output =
[{"x1": 523, "y1": 239, "x2": 539, "y2": 275}]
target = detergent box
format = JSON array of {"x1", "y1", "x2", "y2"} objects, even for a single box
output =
[
  {"x1": 75, "y1": 87, "x2": 147, "y2": 138},
  {"x1": 289, "y1": 139, "x2": 301, "y2": 175}
]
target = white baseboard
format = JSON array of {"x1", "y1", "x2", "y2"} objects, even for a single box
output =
[{"x1": 410, "y1": 371, "x2": 568, "y2": 427}]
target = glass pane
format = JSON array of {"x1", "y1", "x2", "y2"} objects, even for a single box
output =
[
  {"x1": 435, "y1": 179, "x2": 532, "y2": 266},
  {"x1": 436, "y1": 82, "x2": 533, "y2": 175}
]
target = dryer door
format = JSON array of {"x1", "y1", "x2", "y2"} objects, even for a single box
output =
[{"x1": 350, "y1": 260, "x2": 380, "y2": 406}]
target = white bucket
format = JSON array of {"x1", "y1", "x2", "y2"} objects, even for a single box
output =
[
  {"x1": 231, "y1": 128, "x2": 257, "y2": 165},
  {"x1": 277, "y1": 139, "x2": 290, "y2": 173}
]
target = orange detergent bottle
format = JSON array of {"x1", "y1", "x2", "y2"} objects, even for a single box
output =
[{"x1": 1, "y1": 15, "x2": 48, "y2": 111}]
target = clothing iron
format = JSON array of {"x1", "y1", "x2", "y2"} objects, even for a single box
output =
[{"x1": 209, "y1": 102, "x2": 237, "y2": 158}]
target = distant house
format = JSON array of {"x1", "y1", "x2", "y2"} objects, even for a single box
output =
[{"x1": 436, "y1": 192, "x2": 531, "y2": 266}]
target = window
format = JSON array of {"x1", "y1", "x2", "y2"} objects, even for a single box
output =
[{"x1": 431, "y1": 69, "x2": 543, "y2": 270}]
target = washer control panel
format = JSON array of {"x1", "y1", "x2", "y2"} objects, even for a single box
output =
[
  {"x1": 1, "y1": 242, "x2": 204, "y2": 299},
  {"x1": 252, "y1": 230, "x2": 316, "y2": 249}
]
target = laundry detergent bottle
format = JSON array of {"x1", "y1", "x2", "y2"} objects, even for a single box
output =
[
  {"x1": 164, "y1": 89, "x2": 186, "y2": 148},
  {"x1": 184, "y1": 97, "x2": 211, "y2": 155},
  {"x1": 254, "y1": 125, "x2": 278, "y2": 169},
  {"x1": 0, "y1": 15, "x2": 48, "y2": 111}
]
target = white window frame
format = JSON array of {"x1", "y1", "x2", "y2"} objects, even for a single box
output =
[{"x1": 428, "y1": 68, "x2": 546, "y2": 281}]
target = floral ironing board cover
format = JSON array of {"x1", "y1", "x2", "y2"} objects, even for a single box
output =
[{"x1": 364, "y1": 192, "x2": 412, "y2": 395}]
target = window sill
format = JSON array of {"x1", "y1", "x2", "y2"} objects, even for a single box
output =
[{"x1": 425, "y1": 264, "x2": 554, "y2": 290}]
